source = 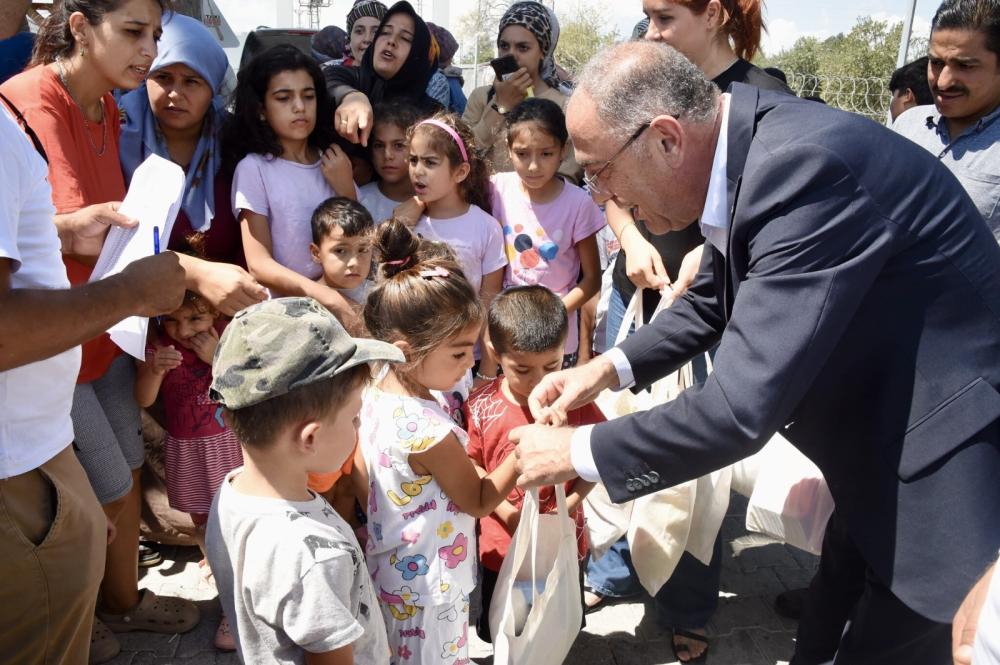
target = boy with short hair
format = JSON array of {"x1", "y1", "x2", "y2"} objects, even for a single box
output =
[
  {"x1": 205, "y1": 297, "x2": 404, "y2": 665},
  {"x1": 310, "y1": 196, "x2": 375, "y2": 307},
  {"x1": 464, "y1": 285, "x2": 604, "y2": 642},
  {"x1": 358, "y1": 101, "x2": 424, "y2": 223}
]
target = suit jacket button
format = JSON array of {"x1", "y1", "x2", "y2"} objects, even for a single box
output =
[
  {"x1": 640, "y1": 476, "x2": 651, "y2": 488},
  {"x1": 648, "y1": 471, "x2": 660, "y2": 484},
  {"x1": 626, "y1": 479, "x2": 636, "y2": 492}
]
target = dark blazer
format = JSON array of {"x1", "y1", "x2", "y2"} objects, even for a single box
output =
[{"x1": 591, "y1": 83, "x2": 1000, "y2": 623}]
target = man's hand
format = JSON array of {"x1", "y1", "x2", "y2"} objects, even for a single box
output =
[
  {"x1": 189, "y1": 327, "x2": 220, "y2": 364},
  {"x1": 119, "y1": 253, "x2": 186, "y2": 317},
  {"x1": 334, "y1": 92, "x2": 374, "y2": 146},
  {"x1": 527, "y1": 356, "x2": 619, "y2": 425},
  {"x1": 180, "y1": 257, "x2": 267, "y2": 316},
  {"x1": 954, "y1": 563, "x2": 996, "y2": 664},
  {"x1": 511, "y1": 425, "x2": 578, "y2": 488},
  {"x1": 60, "y1": 202, "x2": 137, "y2": 257}
]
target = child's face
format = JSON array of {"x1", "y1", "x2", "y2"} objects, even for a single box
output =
[
  {"x1": 409, "y1": 132, "x2": 469, "y2": 206},
  {"x1": 410, "y1": 323, "x2": 479, "y2": 392},
  {"x1": 162, "y1": 303, "x2": 215, "y2": 349},
  {"x1": 371, "y1": 123, "x2": 410, "y2": 185},
  {"x1": 508, "y1": 122, "x2": 565, "y2": 192},
  {"x1": 310, "y1": 381, "x2": 364, "y2": 473},
  {"x1": 263, "y1": 68, "x2": 317, "y2": 146},
  {"x1": 311, "y1": 226, "x2": 373, "y2": 290},
  {"x1": 498, "y1": 346, "x2": 565, "y2": 401}
]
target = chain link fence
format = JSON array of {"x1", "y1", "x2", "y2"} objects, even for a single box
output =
[{"x1": 787, "y1": 73, "x2": 892, "y2": 122}]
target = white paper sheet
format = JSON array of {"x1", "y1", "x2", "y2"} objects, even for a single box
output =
[{"x1": 89, "y1": 154, "x2": 186, "y2": 359}]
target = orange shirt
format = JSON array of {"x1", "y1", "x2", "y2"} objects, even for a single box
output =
[{"x1": 1, "y1": 65, "x2": 126, "y2": 383}]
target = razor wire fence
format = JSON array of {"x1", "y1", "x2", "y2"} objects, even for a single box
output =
[{"x1": 786, "y1": 73, "x2": 892, "y2": 122}]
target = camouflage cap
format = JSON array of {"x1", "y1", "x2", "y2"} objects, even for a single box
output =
[{"x1": 210, "y1": 297, "x2": 404, "y2": 410}]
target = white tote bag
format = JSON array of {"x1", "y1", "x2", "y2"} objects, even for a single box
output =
[
  {"x1": 587, "y1": 289, "x2": 732, "y2": 594},
  {"x1": 490, "y1": 486, "x2": 582, "y2": 665},
  {"x1": 745, "y1": 434, "x2": 835, "y2": 555}
]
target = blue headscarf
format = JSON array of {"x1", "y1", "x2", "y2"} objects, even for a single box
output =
[{"x1": 119, "y1": 14, "x2": 228, "y2": 231}]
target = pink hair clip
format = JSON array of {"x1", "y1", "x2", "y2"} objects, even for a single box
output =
[
  {"x1": 385, "y1": 256, "x2": 412, "y2": 267},
  {"x1": 419, "y1": 267, "x2": 450, "y2": 279}
]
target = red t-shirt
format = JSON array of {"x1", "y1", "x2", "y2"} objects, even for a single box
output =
[
  {"x1": 463, "y1": 377, "x2": 605, "y2": 572},
  {"x1": 1, "y1": 65, "x2": 126, "y2": 383}
]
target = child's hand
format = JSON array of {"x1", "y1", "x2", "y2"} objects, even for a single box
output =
[
  {"x1": 148, "y1": 345, "x2": 183, "y2": 375},
  {"x1": 320, "y1": 144, "x2": 356, "y2": 196},
  {"x1": 189, "y1": 327, "x2": 220, "y2": 364}
]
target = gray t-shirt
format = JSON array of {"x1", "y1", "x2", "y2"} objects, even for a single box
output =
[
  {"x1": 893, "y1": 104, "x2": 1000, "y2": 243},
  {"x1": 206, "y1": 469, "x2": 390, "y2": 665}
]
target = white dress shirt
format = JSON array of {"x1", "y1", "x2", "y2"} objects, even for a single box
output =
[{"x1": 570, "y1": 94, "x2": 732, "y2": 483}]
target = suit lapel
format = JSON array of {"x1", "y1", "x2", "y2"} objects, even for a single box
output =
[{"x1": 721, "y1": 83, "x2": 760, "y2": 321}]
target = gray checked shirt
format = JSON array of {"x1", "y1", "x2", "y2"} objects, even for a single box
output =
[{"x1": 893, "y1": 103, "x2": 1000, "y2": 243}]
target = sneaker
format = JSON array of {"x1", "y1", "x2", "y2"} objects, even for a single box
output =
[{"x1": 138, "y1": 542, "x2": 162, "y2": 568}]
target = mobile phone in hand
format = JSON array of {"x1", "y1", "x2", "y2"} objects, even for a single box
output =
[{"x1": 490, "y1": 54, "x2": 519, "y2": 81}]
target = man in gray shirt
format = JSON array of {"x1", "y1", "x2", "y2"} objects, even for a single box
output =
[{"x1": 893, "y1": 0, "x2": 1000, "y2": 241}]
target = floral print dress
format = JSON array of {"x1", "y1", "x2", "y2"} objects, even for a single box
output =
[{"x1": 359, "y1": 385, "x2": 475, "y2": 665}]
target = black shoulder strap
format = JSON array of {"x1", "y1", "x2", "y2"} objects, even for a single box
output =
[{"x1": 0, "y1": 92, "x2": 49, "y2": 164}]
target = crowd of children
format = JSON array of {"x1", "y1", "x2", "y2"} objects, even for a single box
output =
[{"x1": 149, "y1": 35, "x2": 607, "y2": 665}]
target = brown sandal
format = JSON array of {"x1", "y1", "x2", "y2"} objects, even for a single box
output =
[
  {"x1": 88, "y1": 618, "x2": 121, "y2": 664},
  {"x1": 96, "y1": 589, "x2": 200, "y2": 634}
]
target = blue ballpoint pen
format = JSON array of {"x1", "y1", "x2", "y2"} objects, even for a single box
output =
[{"x1": 153, "y1": 226, "x2": 160, "y2": 324}]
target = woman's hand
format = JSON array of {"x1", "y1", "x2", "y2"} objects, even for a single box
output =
[
  {"x1": 320, "y1": 144, "x2": 356, "y2": 199},
  {"x1": 58, "y1": 202, "x2": 137, "y2": 257},
  {"x1": 391, "y1": 197, "x2": 426, "y2": 228},
  {"x1": 334, "y1": 92, "x2": 374, "y2": 146},
  {"x1": 178, "y1": 256, "x2": 267, "y2": 317},
  {"x1": 622, "y1": 224, "x2": 669, "y2": 290},
  {"x1": 493, "y1": 67, "x2": 533, "y2": 111}
]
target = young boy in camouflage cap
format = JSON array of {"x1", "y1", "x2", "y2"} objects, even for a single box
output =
[{"x1": 204, "y1": 297, "x2": 403, "y2": 665}]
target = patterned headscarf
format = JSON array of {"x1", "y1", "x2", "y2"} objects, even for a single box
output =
[
  {"x1": 119, "y1": 14, "x2": 228, "y2": 231},
  {"x1": 347, "y1": 0, "x2": 387, "y2": 35},
  {"x1": 497, "y1": 1, "x2": 569, "y2": 93}
]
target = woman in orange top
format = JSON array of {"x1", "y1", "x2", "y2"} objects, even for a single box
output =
[{"x1": 0, "y1": 2, "x2": 264, "y2": 661}]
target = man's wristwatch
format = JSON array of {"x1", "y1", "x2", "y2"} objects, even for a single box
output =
[{"x1": 491, "y1": 101, "x2": 508, "y2": 115}]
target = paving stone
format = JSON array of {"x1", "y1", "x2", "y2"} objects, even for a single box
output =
[
  {"x1": 774, "y1": 566, "x2": 817, "y2": 592},
  {"x1": 719, "y1": 566, "x2": 787, "y2": 598},
  {"x1": 609, "y1": 638, "x2": 679, "y2": 664},
  {"x1": 564, "y1": 632, "x2": 617, "y2": 664},
  {"x1": 785, "y1": 545, "x2": 820, "y2": 572},
  {"x1": 104, "y1": 652, "x2": 135, "y2": 665},
  {"x1": 175, "y1": 599, "x2": 224, "y2": 657},
  {"x1": 708, "y1": 629, "x2": 769, "y2": 665},
  {"x1": 749, "y1": 628, "x2": 798, "y2": 663},
  {"x1": 115, "y1": 631, "x2": 180, "y2": 657},
  {"x1": 582, "y1": 597, "x2": 647, "y2": 637},
  {"x1": 709, "y1": 596, "x2": 786, "y2": 634},
  {"x1": 734, "y1": 543, "x2": 800, "y2": 573}
]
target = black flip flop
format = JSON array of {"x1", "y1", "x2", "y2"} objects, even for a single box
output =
[{"x1": 671, "y1": 628, "x2": 709, "y2": 663}]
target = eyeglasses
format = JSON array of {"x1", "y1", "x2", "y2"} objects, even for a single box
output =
[{"x1": 582, "y1": 121, "x2": 652, "y2": 197}]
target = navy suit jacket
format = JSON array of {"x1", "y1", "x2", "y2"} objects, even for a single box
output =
[{"x1": 591, "y1": 83, "x2": 1000, "y2": 622}]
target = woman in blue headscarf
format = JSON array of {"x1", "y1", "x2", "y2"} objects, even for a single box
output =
[{"x1": 119, "y1": 13, "x2": 243, "y2": 265}]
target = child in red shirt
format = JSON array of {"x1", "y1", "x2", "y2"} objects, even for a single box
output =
[{"x1": 464, "y1": 285, "x2": 604, "y2": 642}]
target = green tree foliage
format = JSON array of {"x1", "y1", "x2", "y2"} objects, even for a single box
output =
[{"x1": 555, "y1": 1, "x2": 620, "y2": 77}]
